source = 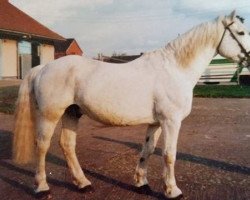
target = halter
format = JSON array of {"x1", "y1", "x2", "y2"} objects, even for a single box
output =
[{"x1": 217, "y1": 21, "x2": 250, "y2": 66}]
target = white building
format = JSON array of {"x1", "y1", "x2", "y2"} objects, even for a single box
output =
[{"x1": 0, "y1": 0, "x2": 65, "y2": 79}]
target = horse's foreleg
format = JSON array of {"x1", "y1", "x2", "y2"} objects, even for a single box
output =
[
  {"x1": 161, "y1": 118, "x2": 182, "y2": 199},
  {"x1": 35, "y1": 116, "x2": 58, "y2": 193},
  {"x1": 60, "y1": 106, "x2": 91, "y2": 190},
  {"x1": 134, "y1": 125, "x2": 161, "y2": 187}
]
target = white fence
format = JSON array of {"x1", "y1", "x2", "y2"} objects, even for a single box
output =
[{"x1": 199, "y1": 63, "x2": 239, "y2": 83}]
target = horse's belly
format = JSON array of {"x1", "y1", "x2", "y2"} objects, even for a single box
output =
[
  {"x1": 82, "y1": 96, "x2": 156, "y2": 126},
  {"x1": 87, "y1": 109, "x2": 155, "y2": 126}
]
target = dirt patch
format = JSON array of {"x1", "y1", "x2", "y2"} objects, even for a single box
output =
[
  {"x1": 0, "y1": 80, "x2": 22, "y2": 88},
  {"x1": 0, "y1": 98, "x2": 249, "y2": 200}
]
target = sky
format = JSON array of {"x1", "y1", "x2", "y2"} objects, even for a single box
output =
[{"x1": 10, "y1": 0, "x2": 250, "y2": 58}]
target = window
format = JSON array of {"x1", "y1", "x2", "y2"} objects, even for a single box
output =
[{"x1": 18, "y1": 41, "x2": 31, "y2": 55}]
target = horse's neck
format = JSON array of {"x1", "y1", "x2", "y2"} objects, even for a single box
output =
[{"x1": 165, "y1": 21, "x2": 223, "y2": 87}]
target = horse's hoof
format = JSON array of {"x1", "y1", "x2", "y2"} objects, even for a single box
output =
[
  {"x1": 79, "y1": 185, "x2": 95, "y2": 193},
  {"x1": 165, "y1": 194, "x2": 184, "y2": 200},
  {"x1": 137, "y1": 184, "x2": 152, "y2": 195},
  {"x1": 35, "y1": 190, "x2": 52, "y2": 199}
]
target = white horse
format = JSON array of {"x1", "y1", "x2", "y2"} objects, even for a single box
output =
[{"x1": 13, "y1": 11, "x2": 250, "y2": 199}]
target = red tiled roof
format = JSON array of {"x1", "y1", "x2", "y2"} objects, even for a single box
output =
[{"x1": 0, "y1": 1, "x2": 65, "y2": 41}]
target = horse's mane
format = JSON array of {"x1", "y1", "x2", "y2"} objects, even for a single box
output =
[{"x1": 164, "y1": 18, "x2": 222, "y2": 68}]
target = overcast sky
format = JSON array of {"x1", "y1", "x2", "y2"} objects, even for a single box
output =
[{"x1": 10, "y1": 0, "x2": 250, "y2": 58}]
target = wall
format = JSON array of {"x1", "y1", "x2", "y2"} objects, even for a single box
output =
[
  {"x1": 40, "y1": 44, "x2": 54, "y2": 64},
  {"x1": 55, "y1": 52, "x2": 66, "y2": 59},
  {"x1": 0, "y1": 40, "x2": 2, "y2": 78},
  {"x1": 0, "y1": 39, "x2": 17, "y2": 79},
  {"x1": 0, "y1": 41, "x2": 56, "y2": 79}
]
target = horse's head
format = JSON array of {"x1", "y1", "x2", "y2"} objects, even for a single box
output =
[{"x1": 217, "y1": 11, "x2": 250, "y2": 71}]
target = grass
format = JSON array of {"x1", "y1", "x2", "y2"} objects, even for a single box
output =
[
  {"x1": 0, "y1": 84, "x2": 249, "y2": 115},
  {"x1": 194, "y1": 85, "x2": 250, "y2": 98},
  {"x1": 0, "y1": 86, "x2": 19, "y2": 114}
]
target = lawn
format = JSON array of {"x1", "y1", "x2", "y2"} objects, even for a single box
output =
[
  {"x1": 194, "y1": 85, "x2": 250, "y2": 98},
  {"x1": 0, "y1": 86, "x2": 19, "y2": 114},
  {"x1": 0, "y1": 85, "x2": 249, "y2": 115}
]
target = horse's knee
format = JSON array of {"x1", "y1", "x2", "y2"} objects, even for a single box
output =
[{"x1": 163, "y1": 153, "x2": 175, "y2": 165}]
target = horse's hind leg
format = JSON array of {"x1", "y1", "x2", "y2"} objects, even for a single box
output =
[
  {"x1": 60, "y1": 105, "x2": 91, "y2": 190},
  {"x1": 35, "y1": 115, "x2": 59, "y2": 193},
  {"x1": 134, "y1": 125, "x2": 161, "y2": 187}
]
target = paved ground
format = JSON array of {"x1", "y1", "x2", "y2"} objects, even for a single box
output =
[{"x1": 0, "y1": 98, "x2": 250, "y2": 200}]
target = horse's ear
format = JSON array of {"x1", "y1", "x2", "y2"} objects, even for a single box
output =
[
  {"x1": 222, "y1": 16, "x2": 229, "y2": 27},
  {"x1": 230, "y1": 10, "x2": 236, "y2": 21},
  {"x1": 222, "y1": 10, "x2": 236, "y2": 26}
]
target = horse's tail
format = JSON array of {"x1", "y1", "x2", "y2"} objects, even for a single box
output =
[{"x1": 13, "y1": 65, "x2": 44, "y2": 165}]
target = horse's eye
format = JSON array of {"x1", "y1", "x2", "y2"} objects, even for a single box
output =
[{"x1": 237, "y1": 31, "x2": 245, "y2": 36}]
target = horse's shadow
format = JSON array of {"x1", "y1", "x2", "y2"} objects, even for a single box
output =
[
  {"x1": 0, "y1": 130, "x2": 12, "y2": 159},
  {"x1": 93, "y1": 136, "x2": 250, "y2": 175}
]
